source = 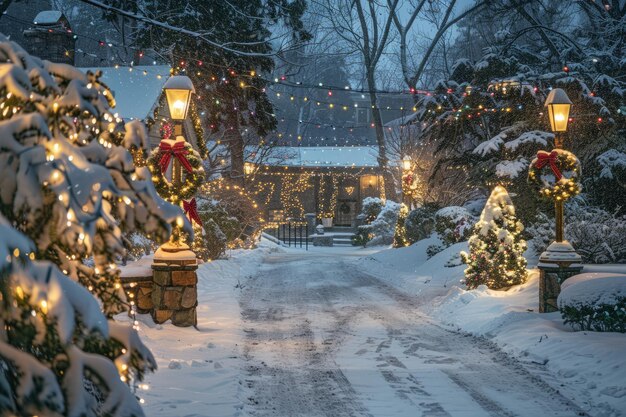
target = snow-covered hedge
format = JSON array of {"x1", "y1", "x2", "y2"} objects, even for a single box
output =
[
  {"x1": 404, "y1": 205, "x2": 438, "y2": 244},
  {"x1": 527, "y1": 204, "x2": 626, "y2": 263},
  {"x1": 354, "y1": 199, "x2": 402, "y2": 246},
  {"x1": 558, "y1": 273, "x2": 626, "y2": 333},
  {"x1": 434, "y1": 206, "x2": 475, "y2": 245}
]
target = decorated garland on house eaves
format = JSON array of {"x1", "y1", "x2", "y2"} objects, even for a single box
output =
[
  {"x1": 528, "y1": 149, "x2": 581, "y2": 200},
  {"x1": 147, "y1": 139, "x2": 205, "y2": 204}
]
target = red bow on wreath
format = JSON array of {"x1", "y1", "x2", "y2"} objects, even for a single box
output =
[
  {"x1": 159, "y1": 141, "x2": 193, "y2": 174},
  {"x1": 183, "y1": 198, "x2": 202, "y2": 226},
  {"x1": 535, "y1": 150, "x2": 562, "y2": 181}
]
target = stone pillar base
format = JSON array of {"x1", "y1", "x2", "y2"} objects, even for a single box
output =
[
  {"x1": 537, "y1": 241, "x2": 583, "y2": 313},
  {"x1": 120, "y1": 275, "x2": 154, "y2": 314},
  {"x1": 151, "y1": 243, "x2": 198, "y2": 327}
]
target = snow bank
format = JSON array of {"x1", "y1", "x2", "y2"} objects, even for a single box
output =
[
  {"x1": 355, "y1": 240, "x2": 626, "y2": 416},
  {"x1": 353, "y1": 235, "x2": 467, "y2": 301},
  {"x1": 430, "y1": 270, "x2": 626, "y2": 416},
  {"x1": 559, "y1": 273, "x2": 626, "y2": 306}
]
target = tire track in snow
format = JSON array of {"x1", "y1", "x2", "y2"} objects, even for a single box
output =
[{"x1": 239, "y1": 253, "x2": 588, "y2": 417}]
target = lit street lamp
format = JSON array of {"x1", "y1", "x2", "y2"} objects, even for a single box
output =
[
  {"x1": 402, "y1": 155, "x2": 412, "y2": 171},
  {"x1": 545, "y1": 88, "x2": 572, "y2": 149},
  {"x1": 164, "y1": 75, "x2": 195, "y2": 131}
]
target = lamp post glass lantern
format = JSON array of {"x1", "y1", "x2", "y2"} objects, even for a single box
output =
[
  {"x1": 402, "y1": 155, "x2": 411, "y2": 171},
  {"x1": 164, "y1": 75, "x2": 195, "y2": 121},
  {"x1": 545, "y1": 88, "x2": 572, "y2": 148}
]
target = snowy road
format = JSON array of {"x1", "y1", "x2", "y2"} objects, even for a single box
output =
[{"x1": 239, "y1": 251, "x2": 587, "y2": 417}]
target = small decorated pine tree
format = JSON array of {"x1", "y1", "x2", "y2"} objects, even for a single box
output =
[
  {"x1": 393, "y1": 204, "x2": 410, "y2": 248},
  {"x1": 461, "y1": 186, "x2": 528, "y2": 289}
]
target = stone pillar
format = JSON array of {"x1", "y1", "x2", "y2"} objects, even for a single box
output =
[
  {"x1": 537, "y1": 241, "x2": 583, "y2": 313},
  {"x1": 151, "y1": 244, "x2": 198, "y2": 327}
]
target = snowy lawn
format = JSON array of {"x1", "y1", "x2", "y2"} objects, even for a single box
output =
[{"x1": 355, "y1": 238, "x2": 626, "y2": 417}]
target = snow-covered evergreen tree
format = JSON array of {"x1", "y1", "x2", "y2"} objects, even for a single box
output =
[
  {"x1": 0, "y1": 36, "x2": 184, "y2": 415},
  {"x1": 461, "y1": 186, "x2": 527, "y2": 289}
]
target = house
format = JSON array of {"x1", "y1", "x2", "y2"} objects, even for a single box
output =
[
  {"x1": 0, "y1": 6, "x2": 75, "y2": 65},
  {"x1": 246, "y1": 146, "x2": 384, "y2": 227}
]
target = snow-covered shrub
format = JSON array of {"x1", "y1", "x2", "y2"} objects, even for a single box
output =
[
  {"x1": 358, "y1": 197, "x2": 384, "y2": 223},
  {"x1": 200, "y1": 180, "x2": 263, "y2": 249},
  {"x1": 404, "y1": 205, "x2": 438, "y2": 244},
  {"x1": 434, "y1": 206, "x2": 475, "y2": 245},
  {"x1": 122, "y1": 231, "x2": 159, "y2": 265},
  {"x1": 558, "y1": 274, "x2": 626, "y2": 333},
  {"x1": 0, "y1": 36, "x2": 181, "y2": 415},
  {"x1": 200, "y1": 218, "x2": 228, "y2": 261},
  {"x1": 351, "y1": 227, "x2": 372, "y2": 247},
  {"x1": 356, "y1": 200, "x2": 402, "y2": 246},
  {"x1": 527, "y1": 204, "x2": 626, "y2": 263},
  {"x1": 525, "y1": 212, "x2": 554, "y2": 256},
  {"x1": 461, "y1": 186, "x2": 527, "y2": 289},
  {"x1": 0, "y1": 215, "x2": 156, "y2": 416},
  {"x1": 565, "y1": 206, "x2": 626, "y2": 263},
  {"x1": 195, "y1": 198, "x2": 239, "y2": 260}
]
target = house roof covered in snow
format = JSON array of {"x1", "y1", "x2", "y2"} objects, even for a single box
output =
[
  {"x1": 252, "y1": 146, "x2": 381, "y2": 169},
  {"x1": 78, "y1": 65, "x2": 171, "y2": 121}
]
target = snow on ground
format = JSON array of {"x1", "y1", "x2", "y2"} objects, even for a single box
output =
[
  {"x1": 118, "y1": 236, "x2": 625, "y2": 416},
  {"x1": 354, "y1": 235, "x2": 468, "y2": 300},
  {"x1": 355, "y1": 239, "x2": 626, "y2": 417},
  {"x1": 118, "y1": 241, "x2": 282, "y2": 417}
]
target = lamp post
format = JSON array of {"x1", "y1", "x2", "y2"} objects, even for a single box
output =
[
  {"x1": 151, "y1": 75, "x2": 199, "y2": 327},
  {"x1": 534, "y1": 88, "x2": 582, "y2": 313},
  {"x1": 544, "y1": 88, "x2": 572, "y2": 243}
]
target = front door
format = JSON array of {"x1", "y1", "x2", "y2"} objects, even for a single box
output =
[{"x1": 335, "y1": 179, "x2": 359, "y2": 227}]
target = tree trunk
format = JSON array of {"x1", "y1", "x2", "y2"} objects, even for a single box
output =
[
  {"x1": 227, "y1": 113, "x2": 245, "y2": 187},
  {"x1": 367, "y1": 81, "x2": 397, "y2": 201}
]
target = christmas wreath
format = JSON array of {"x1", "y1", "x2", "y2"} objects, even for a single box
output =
[
  {"x1": 147, "y1": 139, "x2": 205, "y2": 204},
  {"x1": 528, "y1": 149, "x2": 581, "y2": 200}
]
